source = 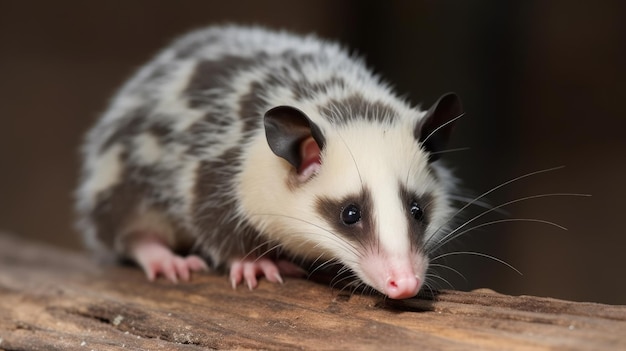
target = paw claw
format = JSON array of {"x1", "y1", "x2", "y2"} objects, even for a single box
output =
[
  {"x1": 274, "y1": 273, "x2": 284, "y2": 285},
  {"x1": 187, "y1": 256, "x2": 209, "y2": 272},
  {"x1": 229, "y1": 257, "x2": 299, "y2": 289},
  {"x1": 246, "y1": 279, "x2": 255, "y2": 291},
  {"x1": 229, "y1": 261, "x2": 243, "y2": 289},
  {"x1": 162, "y1": 261, "x2": 178, "y2": 284},
  {"x1": 243, "y1": 262, "x2": 258, "y2": 289},
  {"x1": 231, "y1": 277, "x2": 238, "y2": 290},
  {"x1": 174, "y1": 257, "x2": 190, "y2": 281},
  {"x1": 146, "y1": 271, "x2": 156, "y2": 281}
]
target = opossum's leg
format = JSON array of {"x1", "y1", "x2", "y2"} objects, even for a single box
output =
[
  {"x1": 229, "y1": 258, "x2": 305, "y2": 290},
  {"x1": 129, "y1": 234, "x2": 208, "y2": 283}
]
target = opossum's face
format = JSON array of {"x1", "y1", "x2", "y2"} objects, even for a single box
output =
[{"x1": 262, "y1": 94, "x2": 462, "y2": 299}]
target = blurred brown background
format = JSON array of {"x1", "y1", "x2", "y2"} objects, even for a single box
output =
[{"x1": 1, "y1": 1, "x2": 624, "y2": 304}]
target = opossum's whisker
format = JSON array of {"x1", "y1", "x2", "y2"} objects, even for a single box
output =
[
  {"x1": 346, "y1": 281, "x2": 360, "y2": 297},
  {"x1": 332, "y1": 267, "x2": 362, "y2": 294},
  {"x1": 363, "y1": 284, "x2": 377, "y2": 298},
  {"x1": 426, "y1": 166, "x2": 567, "y2": 248},
  {"x1": 344, "y1": 278, "x2": 363, "y2": 297},
  {"x1": 330, "y1": 271, "x2": 360, "y2": 293},
  {"x1": 424, "y1": 273, "x2": 440, "y2": 296},
  {"x1": 351, "y1": 281, "x2": 368, "y2": 298},
  {"x1": 428, "y1": 263, "x2": 468, "y2": 284},
  {"x1": 425, "y1": 272, "x2": 455, "y2": 290},
  {"x1": 423, "y1": 276, "x2": 443, "y2": 292},
  {"x1": 336, "y1": 264, "x2": 354, "y2": 276},
  {"x1": 415, "y1": 196, "x2": 439, "y2": 252},
  {"x1": 431, "y1": 251, "x2": 522, "y2": 276},
  {"x1": 404, "y1": 143, "x2": 423, "y2": 194},
  {"x1": 249, "y1": 213, "x2": 362, "y2": 258},
  {"x1": 405, "y1": 115, "x2": 467, "y2": 188},
  {"x1": 427, "y1": 193, "x2": 588, "y2": 253},
  {"x1": 251, "y1": 243, "x2": 285, "y2": 262},
  {"x1": 307, "y1": 257, "x2": 341, "y2": 278},
  {"x1": 306, "y1": 252, "x2": 328, "y2": 272},
  {"x1": 309, "y1": 232, "x2": 362, "y2": 261},
  {"x1": 249, "y1": 213, "x2": 334, "y2": 239},
  {"x1": 240, "y1": 240, "x2": 282, "y2": 261},
  {"x1": 292, "y1": 235, "x2": 361, "y2": 275},
  {"x1": 301, "y1": 237, "x2": 360, "y2": 268},
  {"x1": 448, "y1": 194, "x2": 503, "y2": 213},
  {"x1": 428, "y1": 147, "x2": 471, "y2": 156},
  {"x1": 337, "y1": 131, "x2": 364, "y2": 190},
  {"x1": 291, "y1": 250, "x2": 313, "y2": 271},
  {"x1": 420, "y1": 112, "x2": 466, "y2": 146},
  {"x1": 432, "y1": 218, "x2": 567, "y2": 254},
  {"x1": 287, "y1": 234, "x2": 360, "y2": 267},
  {"x1": 422, "y1": 282, "x2": 436, "y2": 299}
]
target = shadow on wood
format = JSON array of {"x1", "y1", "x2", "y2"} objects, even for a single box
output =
[{"x1": 0, "y1": 233, "x2": 624, "y2": 350}]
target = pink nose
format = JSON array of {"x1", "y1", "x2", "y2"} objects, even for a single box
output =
[{"x1": 385, "y1": 275, "x2": 421, "y2": 299}]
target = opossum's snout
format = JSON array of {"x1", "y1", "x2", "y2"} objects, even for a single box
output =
[
  {"x1": 360, "y1": 253, "x2": 428, "y2": 299},
  {"x1": 386, "y1": 277, "x2": 420, "y2": 300}
]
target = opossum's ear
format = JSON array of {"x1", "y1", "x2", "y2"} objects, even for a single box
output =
[
  {"x1": 416, "y1": 93, "x2": 463, "y2": 162},
  {"x1": 264, "y1": 106, "x2": 326, "y2": 174}
]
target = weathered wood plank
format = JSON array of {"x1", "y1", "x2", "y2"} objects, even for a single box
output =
[{"x1": 0, "y1": 233, "x2": 624, "y2": 350}]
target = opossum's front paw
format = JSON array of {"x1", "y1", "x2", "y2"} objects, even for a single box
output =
[
  {"x1": 132, "y1": 239, "x2": 208, "y2": 283},
  {"x1": 229, "y1": 258, "x2": 305, "y2": 290}
]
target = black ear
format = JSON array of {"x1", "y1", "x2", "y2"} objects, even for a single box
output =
[
  {"x1": 264, "y1": 106, "x2": 326, "y2": 169},
  {"x1": 416, "y1": 93, "x2": 463, "y2": 162}
]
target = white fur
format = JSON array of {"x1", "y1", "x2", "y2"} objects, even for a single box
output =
[
  {"x1": 82, "y1": 143, "x2": 124, "y2": 196},
  {"x1": 132, "y1": 133, "x2": 162, "y2": 164}
]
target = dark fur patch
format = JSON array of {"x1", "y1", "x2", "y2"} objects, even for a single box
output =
[
  {"x1": 90, "y1": 157, "x2": 194, "y2": 254},
  {"x1": 315, "y1": 184, "x2": 434, "y2": 255},
  {"x1": 100, "y1": 107, "x2": 151, "y2": 153},
  {"x1": 237, "y1": 55, "x2": 316, "y2": 133},
  {"x1": 185, "y1": 56, "x2": 265, "y2": 109},
  {"x1": 91, "y1": 181, "x2": 143, "y2": 249},
  {"x1": 238, "y1": 80, "x2": 270, "y2": 133},
  {"x1": 184, "y1": 119, "x2": 229, "y2": 157},
  {"x1": 192, "y1": 147, "x2": 266, "y2": 271},
  {"x1": 148, "y1": 121, "x2": 176, "y2": 143},
  {"x1": 282, "y1": 51, "x2": 317, "y2": 71},
  {"x1": 399, "y1": 184, "x2": 434, "y2": 250},
  {"x1": 318, "y1": 94, "x2": 398, "y2": 125},
  {"x1": 293, "y1": 76, "x2": 346, "y2": 100},
  {"x1": 315, "y1": 187, "x2": 376, "y2": 247}
]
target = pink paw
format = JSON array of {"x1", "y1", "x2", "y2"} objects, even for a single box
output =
[
  {"x1": 131, "y1": 238, "x2": 208, "y2": 283},
  {"x1": 229, "y1": 258, "x2": 305, "y2": 290}
]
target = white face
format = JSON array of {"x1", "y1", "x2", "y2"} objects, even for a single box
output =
[
  {"x1": 312, "y1": 122, "x2": 450, "y2": 298},
  {"x1": 242, "y1": 119, "x2": 453, "y2": 299},
  {"x1": 240, "y1": 92, "x2": 461, "y2": 299}
]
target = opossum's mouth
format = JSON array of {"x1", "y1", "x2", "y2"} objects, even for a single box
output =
[{"x1": 301, "y1": 259, "x2": 425, "y2": 299}]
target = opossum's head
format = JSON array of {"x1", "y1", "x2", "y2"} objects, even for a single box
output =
[{"x1": 249, "y1": 93, "x2": 461, "y2": 299}]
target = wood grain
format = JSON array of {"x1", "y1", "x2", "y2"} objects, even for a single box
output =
[{"x1": 0, "y1": 233, "x2": 624, "y2": 350}]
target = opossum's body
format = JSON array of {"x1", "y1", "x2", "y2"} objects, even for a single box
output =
[{"x1": 76, "y1": 25, "x2": 462, "y2": 299}]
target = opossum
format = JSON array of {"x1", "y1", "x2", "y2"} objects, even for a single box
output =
[{"x1": 75, "y1": 25, "x2": 463, "y2": 299}]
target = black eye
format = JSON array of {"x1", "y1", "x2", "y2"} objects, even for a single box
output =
[
  {"x1": 341, "y1": 204, "x2": 361, "y2": 225},
  {"x1": 410, "y1": 201, "x2": 424, "y2": 221}
]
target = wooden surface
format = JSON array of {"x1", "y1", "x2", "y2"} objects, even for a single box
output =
[{"x1": 0, "y1": 233, "x2": 625, "y2": 351}]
